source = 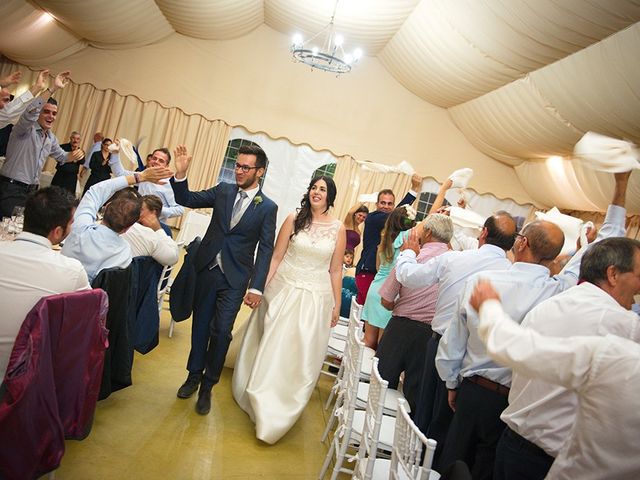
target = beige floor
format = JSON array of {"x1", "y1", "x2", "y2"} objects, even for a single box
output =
[{"x1": 55, "y1": 307, "x2": 338, "y2": 479}]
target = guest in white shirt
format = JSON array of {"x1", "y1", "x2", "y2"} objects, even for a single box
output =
[
  {"x1": 62, "y1": 166, "x2": 173, "y2": 282},
  {"x1": 121, "y1": 194, "x2": 179, "y2": 266},
  {"x1": 471, "y1": 275, "x2": 640, "y2": 480},
  {"x1": 435, "y1": 171, "x2": 630, "y2": 479},
  {"x1": 395, "y1": 210, "x2": 516, "y2": 466},
  {"x1": 0, "y1": 186, "x2": 90, "y2": 378}
]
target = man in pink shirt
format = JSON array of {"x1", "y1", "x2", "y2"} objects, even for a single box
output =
[{"x1": 376, "y1": 213, "x2": 453, "y2": 412}]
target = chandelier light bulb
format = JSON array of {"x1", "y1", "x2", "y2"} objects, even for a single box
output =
[
  {"x1": 334, "y1": 34, "x2": 344, "y2": 47},
  {"x1": 312, "y1": 46, "x2": 319, "y2": 56},
  {"x1": 344, "y1": 54, "x2": 353, "y2": 64},
  {"x1": 353, "y1": 48, "x2": 363, "y2": 60},
  {"x1": 292, "y1": 33, "x2": 303, "y2": 46}
]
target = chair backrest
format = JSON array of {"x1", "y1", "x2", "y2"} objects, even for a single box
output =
[
  {"x1": 336, "y1": 311, "x2": 366, "y2": 432},
  {"x1": 176, "y1": 210, "x2": 211, "y2": 245},
  {"x1": 157, "y1": 263, "x2": 174, "y2": 300},
  {"x1": 390, "y1": 399, "x2": 437, "y2": 480},
  {"x1": 354, "y1": 357, "x2": 390, "y2": 480}
]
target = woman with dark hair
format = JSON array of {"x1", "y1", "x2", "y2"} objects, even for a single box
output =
[
  {"x1": 343, "y1": 203, "x2": 369, "y2": 250},
  {"x1": 82, "y1": 137, "x2": 113, "y2": 196},
  {"x1": 362, "y1": 205, "x2": 416, "y2": 349},
  {"x1": 233, "y1": 175, "x2": 346, "y2": 444}
]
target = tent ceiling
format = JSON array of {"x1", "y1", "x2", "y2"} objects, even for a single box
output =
[{"x1": 1, "y1": 0, "x2": 639, "y2": 212}]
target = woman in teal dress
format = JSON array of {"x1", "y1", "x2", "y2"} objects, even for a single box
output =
[{"x1": 362, "y1": 205, "x2": 416, "y2": 349}]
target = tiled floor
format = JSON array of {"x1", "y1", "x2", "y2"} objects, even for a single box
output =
[{"x1": 56, "y1": 307, "x2": 338, "y2": 479}]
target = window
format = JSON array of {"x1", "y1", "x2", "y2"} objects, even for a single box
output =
[
  {"x1": 312, "y1": 163, "x2": 336, "y2": 179},
  {"x1": 415, "y1": 191, "x2": 449, "y2": 221},
  {"x1": 218, "y1": 138, "x2": 267, "y2": 187}
]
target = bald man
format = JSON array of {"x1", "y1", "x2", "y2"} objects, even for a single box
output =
[{"x1": 435, "y1": 172, "x2": 630, "y2": 479}]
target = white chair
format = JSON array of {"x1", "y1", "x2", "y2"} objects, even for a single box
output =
[
  {"x1": 319, "y1": 315, "x2": 366, "y2": 480},
  {"x1": 175, "y1": 209, "x2": 210, "y2": 245},
  {"x1": 352, "y1": 399, "x2": 439, "y2": 480},
  {"x1": 389, "y1": 399, "x2": 439, "y2": 480},
  {"x1": 156, "y1": 241, "x2": 184, "y2": 338},
  {"x1": 352, "y1": 357, "x2": 390, "y2": 480}
]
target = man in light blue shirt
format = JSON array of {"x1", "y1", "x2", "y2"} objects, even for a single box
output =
[
  {"x1": 435, "y1": 171, "x2": 630, "y2": 480},
  {"x1": 395, "y1": 211, "x2": 517, "y2": 466},
  {"x1": 62, "y1": 166, "x2": 173, "y2": 282},
  {"x1": 0, "y1": 71, "x2": 83, "y2": 217},
  {"x1": 110, "y1": 144, "x2": 184, "y2": 222}
]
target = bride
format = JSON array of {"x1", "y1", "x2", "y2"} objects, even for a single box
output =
[{"x1": 232, "y1": 175, "x2": 346, "y2": 444}]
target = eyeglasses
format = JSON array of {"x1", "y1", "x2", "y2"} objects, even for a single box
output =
[{"x1": 234, "y1": 163, "x2": 260, "y2": 173}]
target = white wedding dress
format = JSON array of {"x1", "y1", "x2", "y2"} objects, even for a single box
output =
[{"x1": 232, "y1": 220, "x2": 341, "y2": 444}]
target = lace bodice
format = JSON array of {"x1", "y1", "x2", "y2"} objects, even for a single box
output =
[{"x1": 274, "y1": 220, "x2": 341, "y2": 292}]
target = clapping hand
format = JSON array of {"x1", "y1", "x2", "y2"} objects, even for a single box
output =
[
  {"x1": 52, "y1": 71, "x2": 71, "y2": 91},
  {"x1": 410, "y1": 173, "x2": 423, "y2": 192},
  {"x1": 69, "y1": 148, "x2": 85, "y2": 163},
  {"x1": 0, "y1": 70, "x2": 22, "y2": 88},
  {"x1": 173, "y1": 144, "x2": 192, "y2": 179},
  {"x1": 34, "y1": 69, "x2": 49, "y2": 93},
  {"x1": 400, "y1": 228, "x2": 420, "y2": 255}
]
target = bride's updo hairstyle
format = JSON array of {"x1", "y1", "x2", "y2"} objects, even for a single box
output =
[{"x1": 293, "y1": 175, "x2": 337, "y2": 237}]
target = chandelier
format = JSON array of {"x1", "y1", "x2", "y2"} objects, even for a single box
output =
[{"x1": 290, "y1": 0, "x2": 363, "y2": 75}]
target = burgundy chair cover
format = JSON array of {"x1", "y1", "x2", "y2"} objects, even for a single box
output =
[{"x1": 0, "y1": 289, "x2": 109, "y2": 480}]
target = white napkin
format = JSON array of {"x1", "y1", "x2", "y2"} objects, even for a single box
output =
[
  {"x1": 573, "y1": 131, "x2": 639, "y2": 172},
  {"x1": 357, "y1": 192, "x2": 379, "y2": 203},
  {"x1": 534, "y1": 207, "x2": 583, "y2": 255},
  {"x1": 448, "y1": 206, "x2": 484, "y2": 231},
  {"x1": 109, "y1": 138, "x2": 138, "y2": 172},
  {"x1": 448, "y1": 168, "x2": 474, "y2": 188}
]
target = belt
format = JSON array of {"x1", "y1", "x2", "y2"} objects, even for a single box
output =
[
  {"x1": 465, "y1": 375, "x2": 510, "y2": 397},
  {"x1": 0, "y1": 175, "x2": 39, "y2": 191},
  {"x1": 504, "y1": 427, "x2": 554, "y2": 461}
]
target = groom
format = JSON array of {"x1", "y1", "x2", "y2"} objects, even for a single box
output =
[{"x1": 171, "y1": 144, "x2": 277, "y2": 415}]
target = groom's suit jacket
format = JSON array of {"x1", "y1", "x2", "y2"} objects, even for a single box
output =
[{"x1": 171, "y1": 179, "x2": 277, "y2": 292}]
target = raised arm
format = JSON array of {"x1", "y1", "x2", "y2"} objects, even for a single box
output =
[
  {"x1": 169, "y1": 145, "x2": 218, "y2": 208},
  {"x1": 76, "y1": 166, "x2": 173, "y2": 229},
  {"x1": 397, "y1": 173, "x2": 422, "y2": 208},
  {"x1": 429, "y1": 178, "x2": 453, "y2": 214}
]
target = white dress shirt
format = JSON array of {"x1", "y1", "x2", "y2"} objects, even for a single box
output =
[
  {"x1": 0, "y1": 90, "x2": 33, "y2": 129},
  {"x1": 396, "y1": 243, "x2": 511, "y2": 335},
  {"x1": 61, "y1": 176, "x2": 133, "y2": 282},
  {"x1": 0, "y1": 232, "x2": 89, "y2": 377},
  {"x1": 121, "y1": 222, "x2": 179, "y2": 266},
  {"x1": 499, "y1": 282, "x2": 640, "y2": 457},
  {"x1": 436, "y1": 261, "x2": 580, "y2": 389},
  {"x1": 479, "y1": 298, "x2": 640, "y2": 480},
  {"x1": 436, "y1": 203, "x2": 627, "y2": 389}
]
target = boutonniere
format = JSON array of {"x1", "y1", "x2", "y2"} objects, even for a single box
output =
[{"x1": 253, "y1": 195, "x2": 263, "y2": 208}]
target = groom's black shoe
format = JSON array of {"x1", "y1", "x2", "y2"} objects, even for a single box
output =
[
  {"x1": 195, "y1": 387, "x2": 212, "y2": 415},
  {"x1": 177, "y1": 373, "x2": 202, "y2": 399}
]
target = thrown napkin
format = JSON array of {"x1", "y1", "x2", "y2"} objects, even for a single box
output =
[{"x1": 573, "y1": 131, "x2": 639, "y2": 172}]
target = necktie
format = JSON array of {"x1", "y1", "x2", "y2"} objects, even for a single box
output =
[{"x1": 230, "y1": 190, "x2": 248, "y2": 229}]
